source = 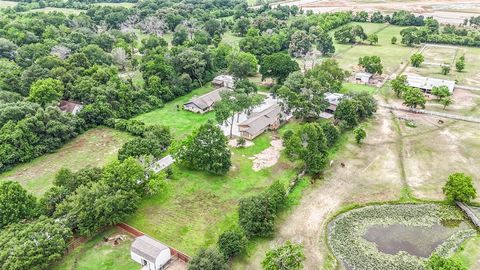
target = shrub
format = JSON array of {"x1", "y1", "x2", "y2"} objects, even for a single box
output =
[
  {"x1": 188, "y1": 248, "x2": 228, "y2": 270},
  {"x1": 218, "y1": 230, "x2": 247, "y2": 259},
  {"x1": 239, "y1": 195, "x2": 275, "y2": 237},
  {"x1": 427, "y1": 254, "x2": 467, "y2": 270},
  {"x1": 262, "y1": 241, "x2": 305, "y2": 270}
]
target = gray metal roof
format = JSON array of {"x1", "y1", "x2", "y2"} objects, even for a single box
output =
[
  {"x1": 131, "y1": 235, "x2": 169, "y2": 262},
  {"x1": 152, "y1": 155, "x2": 175, "y2": 173},
  {"x1": 238, "y1": 104, "x2": 283, "y2": 135},
  {"x1": 406, "y1": 75, "x2": 455, "y2": 93},
  {"x1": 184, "y1": 87, "x2": 231, "y2": 110}
]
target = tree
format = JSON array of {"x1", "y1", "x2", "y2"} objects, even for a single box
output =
[
  {"x1": 227, "y1": 51, "x2": 258, "y2": 78},
  {"x1": 175, "y1": 121, "x2": 231, "y2": 175},
  {"x1": 359, "y1": 56, "x2": 383, "y2": 74},
  {"x1": 335, "y1": 99, "x2": 360, "y2": 128},
  {"x1": 172, "y1": 25, "x2": 189, "y2": 46},
  {"x1": 315, "y1": 31, "x2": 335, "y2": 56},
  {"x1": 427, "y1": 255, "x2": 467, "y2": 270},
  {"x1": 218, "y1": 230, "x2": 247, "y2": 259},
  {"x1": 400, "y1": 27, "x2": 422, "y2": 46},
  {"x1": 441, "y1": 64, "x2": 451, "y2": 75},
  {"x1": 402, "y1": 87, "x2": 426, "y2": 109},
  {"x1": 455, "y1": 55, "x2": 465, "y2": 72},
  {"x1": 111, "y1": 47, "x2": 129, "y2": 70},
  {"x1": 367, "y1": 34, "x2": 379, "y2": 45},
  {"x1": 439, "y1": 96, "x2": 453, "y2": 110},
  {"x1": 233, "y1": 17, "x2": 251, "y2": 36},
  {"x1": 260, "y1": 53, "x2": 300, "y2": 84},
  {"x1": 262, "y1": 241, "x2": 305, "y2": 270},
  {"x1": 354, "y1": 127, "x2": 366, "y2": 144},
  {"x1": 431, "y1": 86, "x2": 451, "y2": 99},
  {"x1": 289, "y1": 31, "x2": 312, "y2": 57},
  {"x1": 239, "y1": 194, "x2": 275, "y2": 237},
  {"x1": 28, "y1": 78, "x2": 64, "y2": 107},
  {"x1": 410, "y1": 53, "x2": 425, "y2": 67},
  {"x1": 283, "y1": 123, "x2": 328, "y2": 174},
  {"x1": 443, "y1": 172, "x2": 477, "y2": 203},
  {"x1": 0, "y1": 217, "x2": 72, "y2": 270},
  {"x1": 391, "y1": 36, "x2": 397, "y2": 44},
  {"x1": 320, "y1": 121, "x2": 340, "y2": 147},
  {"x1": 0, "y1": 181, "x2": 38, "y2": 229},
  {"x1": 188, "y1": 248, "x2": 228, "y2": 270},
  {"x1": 118, "y1": 125, "x2": 171, "y2": 160},
  {"x1": 391, "y1": 75, "x2": 408, "y2": 97},
  {"x1": 334, "y1": 25, "x2": 367, "y2": 44},
  {"x1": 0, "y1": 38, "x2": 17, "y2": 60}
]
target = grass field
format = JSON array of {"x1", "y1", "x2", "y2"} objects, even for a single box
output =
[
  {"x1": 23, "y1": 7, "x2": 83, "y2": 14},
  {"x1": 221, "y1": 31, "x2": 242, "y2": 48},
  {"x1": 126, "y1": 126, "x2": 300, "y2": 255},
  {"x1": 134, "y1": 84, "x2": 216, "y2": 138},
  {"x1": 0, "y1": 0, "x2": 16, "y2": 8},
  {"x1": 0, "y1": 127, "x2": 131, "y2": 196},
  {"x1": 92, "y1": 2, "x2": 136, "y2": 8},
  {"x1": 333, "y1": 24, "x2": 416, "y2": 76},
  {"x1": 51, "y1": 228, "x2": 138, "y2": 270},
  {"x1": 405, "y1": 46, "x2": 480, "y2": 87}
]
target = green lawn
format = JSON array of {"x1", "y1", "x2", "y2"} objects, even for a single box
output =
[
  {"x1": 23, "y1": 7, "x2": 83, "y2": 15},
  {"x1": 342, "y1": 82, "x2": 378, "y2": 94},
  {"x1": 126, "y1": 125, "x2": 300, "y2": 255},
  {"x1": 0, "y1": 127, "x2": 131, "y2": 196},
  {"x1": 133, "y1": 84, "x2": 216, "y2": 138},
  {"x1": 51, "y1": 228, "x2": 138, "y2": 270},
  {"x1": 92, "y1": 2, "x2": 136, "y2": 8},
  {"x1": 332, "y1": 24, "x2": 416, "y2": 75},
  {"x1": 221, "y1": 31, "x2": 242, "y2": 48}
]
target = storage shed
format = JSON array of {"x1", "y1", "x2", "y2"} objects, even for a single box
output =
[
  {"x1": 355, "y1": 72, "x2": 373, "y2": 84},
  {"x1": 131, "y1": 235, "x2": 171, "y2": 270}
]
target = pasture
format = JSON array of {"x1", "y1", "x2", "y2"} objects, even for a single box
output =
[
  {"x1": 0, "y1": 127, "x2": 131, "y2": 196},
  {"x1": 23, "y1": 7, "x2": 83, "y2": 15},
  {"x1": 0, "y1": 0, "x2": 16, "y2": 8},
  {"x1": 126, "y1": 126, "x2": 300, "y2": 255},
  {"x1": 92, "y1": 2, "x2": 136, "y2": 8}
]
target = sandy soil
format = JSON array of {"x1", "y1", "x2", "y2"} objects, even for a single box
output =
[
  {"x1": 250, "y1": 139, "x2": 284, "y2": 171},
  {"x1": 281, "y1": 0, "x2": 477, "y2": 24}
]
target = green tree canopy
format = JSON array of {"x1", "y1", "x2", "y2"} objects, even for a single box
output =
[
  {"x1": 358, "y1": 55, "x2": 383, "y2": 74},
  {"x1": 402, "y1": 87, "x2": 426, "y2": 109},
  {"x1": 262, "y1": 241, "x2": 305, "y2": 270},
  {"x1": 410, "y1": 53, "x2": 425, "y2": 67},
  {"x1": 227, "y1": 51, "x2": 258, "y2": 78},
  {"x1": 28, "y1": 78, "x2": 64, "y2": 107},
  {"x1": 188, "y1": 248, "x2": 228, "y2": 270},
  {"x1": 443, "y1": 172, "x2": 477, "y2": 203},
  {"x1": 0, "y1": 181, "x2": 38, "y2": 229},
  {"x1": 260, "y1": 52, "x2": 299, "y2": 84}
]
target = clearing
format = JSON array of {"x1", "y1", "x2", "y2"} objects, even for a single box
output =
[
  {"x1": 126, "y1": 126, "x2": 300, "y2": 255},
  {"x1": 134, "y1": 84, "x2": 216, "y2": 138},
  {"x1": 0, "y1": 127, "x2": 131, "y2": 196}
]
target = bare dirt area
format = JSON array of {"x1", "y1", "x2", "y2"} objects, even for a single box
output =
[
  {"x1": 282, "y1": 0, "x2": 478, "y2": 24},
  {"x1": 234, "y1": 107, "x2": 404, "y2": 269},
  {"x1": 250, "y1": 139, "x2": 284, "y2": 171}
]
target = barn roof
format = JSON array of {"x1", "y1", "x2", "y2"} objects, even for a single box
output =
[
  {"x1": 406, "y1": 75, "x2": 456, "y2": 93},
  {"x1": 184, "y1": 87, "x2": 231, "y2": 110},
  {"x1": 131, "y1": 235, "x2": 169, "y2": 262}
]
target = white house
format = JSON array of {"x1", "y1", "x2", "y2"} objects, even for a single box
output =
[
  {"x1": 406, "y1": 75, "x2": 456, "y2": 94},
  {"x1": 355, "y1": 72, "x2": 373, "y2": 84},
  {"x1": 131, "y1": 235, "x2": 171, "y2": 270}
]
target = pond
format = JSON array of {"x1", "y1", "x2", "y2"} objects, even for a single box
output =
[
  {"x1": 327, "y1": 204, "x2": 477, "y2": 270},
  {"x1": 363, "y1": 222, "x2": 471, "y2": 258}
]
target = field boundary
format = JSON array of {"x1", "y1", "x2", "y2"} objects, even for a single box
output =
[
  {"x1": 117, "y1": 223, "x2": 191, "y2": 263},
  {"x1": 456, "y1": 202, "x2": 480, "y2": 230},
  {"x1": 379, "y1": 104, "x2": 480, "y2": 124}
]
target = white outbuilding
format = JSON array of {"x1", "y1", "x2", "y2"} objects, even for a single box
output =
[
  {"x1": 355, "y1": 72, "x2": 373, "y2": 84},
  {"x1": 131, "y1": 235, "x2": 171, "y2": 270}
]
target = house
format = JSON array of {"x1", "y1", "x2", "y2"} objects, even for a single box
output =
[
  {"x1": 238, "y1": 103, "x2": 289, "y2": 140},
  {"x1": 355, "y1": 72, "x2": 373, "y2": 84},
  {"x1": 131, "y1": 235, "x2": 171, "y2": 270},
  {"x1": 406, "y1": 75, "x2": 456, "y2": 94},
  {"x1": 324, "y1": 92, "x2": 345, "y2": 113},
  {"x1": 212, "y1": 75, "x2": 235, "y2": 89},
  {"x1": 152, "y1": 155, "x2": 175, "y2": 173},
  {"x1": 59, "y1": 100, "x2": 83, "y2": 115},
  {"x1": 183, "y1": 87, "x2": 231, "y2": 113}
]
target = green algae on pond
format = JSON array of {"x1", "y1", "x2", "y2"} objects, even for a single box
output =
[{"x1": 328, "y1": 204, "x2": 477, "y2": 270}]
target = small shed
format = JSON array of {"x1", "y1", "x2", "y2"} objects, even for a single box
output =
[
  {"x1": 324, "y1": 92, "x2": 345, "y2": 113},
  {"x1": 355, "y1": 72, "x2": 373, "y2": 84},
  {"x1": 59, "y1": 100, "x2": 83, "y2": 115},
  {"x1": 131, "y1": 235, "x2": 171, "y2": 270},
  {"x1": 152, "y1": 155, "x2": 175, "y2": 173},
  {"x1": 212, "y1": 75, "x2": 235, "y2": 89}
]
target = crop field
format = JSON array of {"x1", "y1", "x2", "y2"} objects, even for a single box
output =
[
  {"x1": 332, "y1": 24, "x2": 416, "y2": 76},
  {"x1": 126, "y1": 126, "x2": 300, "y2": 255},
  {"x1": 134, "y1": 84, "x2": 216, "y2": 138},
  {"x1": 0, "y1": 127, "x2": 131, "y2": 196},
  {"x1": 52, "y1": 228, "x2": 138, "y2": 270}
]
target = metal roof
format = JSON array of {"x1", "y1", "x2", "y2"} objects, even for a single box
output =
[
  {"x1": 183, "y1": 87, "x2": 231, "y2": 110},
  {"x1": 131, "y1": 235, "x2": 169, "y2": 263},
  {"x1": 406, "y1": 75, "x2": 455, "y2": 93},
  {"x1": 324, "y1": 92, "x2": 345, "y2": 106},
  {"x1": 238, "y1": 104, "x2": 283, "y2": 135}
]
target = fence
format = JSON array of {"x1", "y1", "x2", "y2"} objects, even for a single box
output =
[
  {"x1": 117, "y1": 223, "x2": 191, "y2": 263},
  {"x1": 379, "y1": 104, "x2": 480, "y2": 124},
  {"x1": 456, "y1": 202, "x2": 480, "y2": 229}
]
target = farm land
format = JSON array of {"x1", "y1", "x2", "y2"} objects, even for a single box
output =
[{"x1": 0, "y1": 1, "x2": 480, "y2": 268}]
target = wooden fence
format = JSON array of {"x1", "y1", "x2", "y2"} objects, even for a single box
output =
[
  {"x1": 456, "y1": 202, "x2": 480, "y2": 229},
  {"x1": 117, "y1": 223, "x2": 191, "y2": 263},
  {"x1": 379, "y1": 104, "x2": 480, "y2": 124}
]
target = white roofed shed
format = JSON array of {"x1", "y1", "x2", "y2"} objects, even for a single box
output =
[{"x1": 131, "y1": 235, "x2": 171, "y2": 270}]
